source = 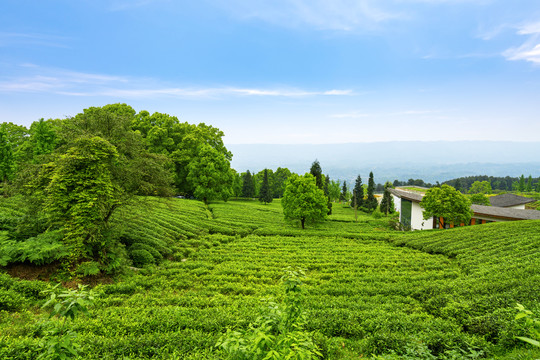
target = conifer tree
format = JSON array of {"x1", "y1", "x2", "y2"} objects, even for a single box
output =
[
  {"x1": 310, "y1": 160, "x2": 324, "y2": 190},
  {"x1": 379, "y1": 182, "x2": 395, "y2": 215},
  {"x1": 324, "y1": 174, "x2": 332, "y2": 215},
  {"x1": 518, "y1": 174, "x2": 526, "y2": 192},
  {"x1": 340, "y1": 181, "x2": 348, "y2": 203},
  {"x1": 242, "y1": 170, "x2": 255, "y2": 198},
  {"x1": 352, "y1": 175, "x2": 364, "y2": 209},
  {"x1": 526, "y1": 175, "x2": 533, "y2": 192},
  {"x1": 259, "y1": 169, "x2": 273, "y2": 204},
  {"x1": 365, "y1": 171, "x2": 378, "y2": 211}
]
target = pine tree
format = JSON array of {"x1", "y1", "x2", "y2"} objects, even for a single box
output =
[
  {"x1": 379, "y1": 182, "x2": 395, "y2": 215},
  {"x1": 365, "y1": 171, "x2": 377, "y2": 211},
  {"x1": 526, "y1": 175, "x2": 533, "y2": 192},
  {"x1": 518, "y1": 174, "x2": 526, "y2": 192},
  {"x1": 340, "y1": 181, "x2": 348, "y2": 203},
  {"x1": 259, "y1": 169, "x2": 273, "y2": 204},
  {"x1": 241, "y1": 170, "x2": 255, "y2": 198},
  {"x1": 352, "y1": 175, "x2": 364, "y2": 209},
  {"x1": 310, "y1": 160, "x2": 324, "y2": 190}
]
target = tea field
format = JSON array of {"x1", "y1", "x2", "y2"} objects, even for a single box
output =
[{"x1": 1, "y1": 198, "x2": 539, "y2": 359}]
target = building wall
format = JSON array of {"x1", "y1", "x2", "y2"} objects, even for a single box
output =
[
  {"x1": 411, "y1": 202, "x2": 434, "y2": 230},
  {"x1": 392, "y1": 194, "x2": 434, "y2": 230},
  {"x1": 508, "y1": 204, "x2": 526, "y2": 210}
]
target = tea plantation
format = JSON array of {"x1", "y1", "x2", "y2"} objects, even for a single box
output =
[{"x1": 1, "y1": 198, "x2": 539, "y2": 359}]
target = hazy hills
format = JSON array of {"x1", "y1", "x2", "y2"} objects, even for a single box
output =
[{"x1": 228, "y1": 141, "x2": 540, "y2": 184}]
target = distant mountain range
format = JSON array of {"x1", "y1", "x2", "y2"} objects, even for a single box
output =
[{"x1": 227, "y1": 141, "x2": 540, "y2": 184}]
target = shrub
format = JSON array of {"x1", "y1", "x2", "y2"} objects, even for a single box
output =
[
  {"x1": 0, "y1": 288, "x2": 24, "y2": 311},
  {"x1": 130, "y1": 249, "x2": 155, "y2": 267}
]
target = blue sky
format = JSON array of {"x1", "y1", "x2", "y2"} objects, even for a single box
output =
[{"x1": 1, "y1": 0, "x2": 540, "y2": 144}]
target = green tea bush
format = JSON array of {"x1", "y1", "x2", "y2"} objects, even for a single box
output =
[
  {"x1": 0, "y1": 288, "x2": 24, "y2": 311},
  {"x1": 130, "y1": 249, "x2": 155, "y2": 267}
]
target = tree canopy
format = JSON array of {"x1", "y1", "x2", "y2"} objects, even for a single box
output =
[
  {"x1": 282, "y1": 174, "x2": 328, "y2": 229},
  {"x1": 420, "y1": 185, "x2": 473, "y2": 225}
]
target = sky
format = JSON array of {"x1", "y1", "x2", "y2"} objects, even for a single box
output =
[{"x1": 1, "y1": 0, "x2": 540, "y2": 144}]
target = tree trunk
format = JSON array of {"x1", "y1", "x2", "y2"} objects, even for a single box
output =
[{"x1": 301, "y1": 217, "x2": 305, "y2": 229}]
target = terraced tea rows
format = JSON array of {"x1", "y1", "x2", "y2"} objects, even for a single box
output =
[{"x1": 1, "y1": 197, "x2": 539, "y2": 359}]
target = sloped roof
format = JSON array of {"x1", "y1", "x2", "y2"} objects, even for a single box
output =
[
  {"x1": 389, "y1": 188, "x2": 540, "y2": 221},
  {"x1": 471, "y1": 204, "x2": 540, "y2": 220},
  {"x1": 388, "y1": 188, "x2": 423, "y2": 203},
  {"x1": 489, "y1": 193, "x2": 536, "y2": 207}
]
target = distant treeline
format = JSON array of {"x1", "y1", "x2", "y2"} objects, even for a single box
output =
[
  {"x1": 443, "y1": 175, "x2": 540, "y2": 192},
  {"x1": 391, "y1": 175, "x2": 540, "y2": 193}
]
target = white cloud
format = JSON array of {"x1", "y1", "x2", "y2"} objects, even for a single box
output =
[
  {"x1": 217, "y1": 0, "x2": 401, "y2": 32},
  {"x1": 0, "y1": 32, "x2": 69, "y2": 48},
  {"x1": 503, "y1": 22, "x2": 540, "y2": 64},
  {"x1": 0, "y1": 64, "x2": 352, "y2": 98},
  {"x1": 330, "y1": 109, "x2": 440, "y2": 118}
]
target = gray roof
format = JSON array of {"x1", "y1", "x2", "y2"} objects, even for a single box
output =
[
  {"x1": 389, "y1": 187, "x2": 540, "y2": 221},
  {"x1": 489, "y1": 193, "x2": 536, "y2": 207},
  {"x1": 388, "y1": 188, "x2": 424, "y2": 203},
  {"x1": 471, "y1": 204, "x2": 540, "y2": 220}
]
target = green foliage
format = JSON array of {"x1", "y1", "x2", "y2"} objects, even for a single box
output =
[
  {"x1": 37, "y1": 136, "x2": 119, "y2": 269},
  {"x1": 130, "y1": 249, "x2": 155, "y2": 267},
  {"x1": 216, "y1": 268, "x2": 322, "y2": 360},
  {"x1": 470, "y1": 193, "x2": 490, "y2": 206},
  {"x1": 272, "y1": 167, "x2": 291, "y2": 199},
  {"x1": 0, "y1": 124, "x2": 16, "y2": 184},
  {"x1": 38, "y1": 284, "x2": 96, "y2": 359},
  {"x1": 282, "y1": 174, "x2": 328, "y2": 229},
  {"x1": 309, "y1": 160, "x2": 324, "y2": 190},
  {"x1": 352, "y1": 175, "x2": 364, "y2": 209},
  {"x1": 420, "y1": 184, "x2": 473, "y2": 225},
  {"x1": 0, "y1": 230, "x2": 68, "y2": 266},
  {"x1": 468, "y1": 181, "x2": 492, "y2": 195},
  {"x1": 242, "y1": 170, "x2": 255, "y2": 198},
  {"x1": 131, "y1": 109, "x2": 231, "y2": 196},
  {"x1": 259, "y1": 169, "x2": 273, "y2": 205},
  {"x1": 365, "y1": 171, "x2": 378, "y2": 211},
  {"x1": 187, "y1": 144, "x2": 233, "y2": 204},
  {"x1": 339, "y1": 181, "x2": 348, "y2": 202},
  {"x1": 379, "y1": 182, "x2": 395, "y2": 215},
  {"x1": 515, "y1": 303, "x2": 540, "y2": 347},
  {"x1": 0, "y1": 288, "x2": 24, "y2": 311}
]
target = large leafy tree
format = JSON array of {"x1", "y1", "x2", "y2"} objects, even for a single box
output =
[
  {"x1": 231, "y1": 169, "x2": 243, "y2": 199},
  {"x1": 0, "y1": 125, "x2": 15, "y2": 184},
  {"x1": 39, "y1": 136, "x2": 119, "y2": 266},
  {"x1": 272, "y1": 167, "x2": 291, "y2": 198},
  {"x1": 469, "y1": 181, "x2": 492, "y2": 195},
  {"x1": 131, "y1": 107, "x2": 232, "y2": 195},
  {"x1": 259, "y1": 169, "x2": 273, "y2": 204},
  {"x1": 282, "y1": 174, "x2": 328, "y2": 229},
  {"x1": 30, "y1": 118, "x2": 58, "y2": 159},
  {"x1": 365, "y1": 172, "x2": 378, "y2": 211},
  {"x1": 420, "y1": 184, "x2": 473, "y2": 225},
  {"x1": 187, "y1": 145, "x2": 233, "y2": 204},
  {"x1": 24, "y1": 105, "x2": 174, "y2": 271}
]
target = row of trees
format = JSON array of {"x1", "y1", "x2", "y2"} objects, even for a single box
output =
[{"x1": 445, "y1": 175, "x2": 540, "y2": 193}]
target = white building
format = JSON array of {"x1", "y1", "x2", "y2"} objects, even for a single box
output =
[{"x1": 389, "y1": 188, "x2": 540, "y2": 230}]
